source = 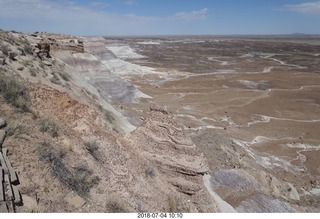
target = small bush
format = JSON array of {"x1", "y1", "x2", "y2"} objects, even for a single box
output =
[
  {"x1": 0, "y1": 43, "x2": 10, "y2": 56},
  {"x1": 30, "y1": 68, "x2": 37, "y2": 77},
  {"x1": 168, "y1": 195, "x2": 191, "y2": 213},
  {"x1": 38, "y1": 118, "x2": 59, "y2": 137},
  {"x1": 145, "y1": 167, "x2": 156, "y2": 178},
  {"x1": 58, "y1": 72, "x2": 70, "y2": 81},
  {"x1": 37, "y1": 141, "x2": 65, "y2": 162},
  {"x1": 23, "y1": 44, "x2": 33, "y2": 55},
  {"x1": 37, "y1": 142, "x2": 99, "y2": 197},
  {"x1": 50, "y1": 73, "x2": 61, "y2": 85},
  {"x1": 6, "y1": 123, "x2": 28, "y2": 137},
  {"x1": 84, "y1": 141, "x2": 100, "y2": 160},
  {"x1": 0, "y1": 74, "x2": 30, "y2": 112},
  {"x1": 105, "y1": 111, "x2": 115, "y2": 124},
  {"x1": 106, "y1": 198, "x2": 129, "y2": 213}
]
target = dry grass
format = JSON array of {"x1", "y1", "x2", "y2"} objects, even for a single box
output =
[
  {"x1": 37, "y1": 142, "x2": 100, "y2": 198},
  {"x1": 145, "y1": 167, "x2": 156, "y2": 178},
  {"x1": 50, "y1": 73, "x2": 61, "y2": 85},
  {"x1": 58, "y1": 72, "x2": 70, "y2": 81},
  {"x1": 38, "y1": 118, "x2": 59, "y2": 138},
  {"x1": 6, "y1": 122, "x2": 28, "y2": 137},
  {"x1": 84, "y1": 141, "x2": 100, "y2": 160},
  {"x1": 106, "y1": 197, "x2": 129, "y2": 213},
  {"x1": 0, "y1": 74, "x2": 30, "y2": 112},
  {"x1": 168, "y1": 195, "x2": 191, "y2": 213},
  {"x1": 0, "y1": 43, "x2": 10, "y2": 56}
]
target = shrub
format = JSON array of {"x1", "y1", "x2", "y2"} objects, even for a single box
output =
[
  {"x1": 168, "y1": 195, "x2": 191, "y2": 213},
  {"x1": 105, "y1": 111, "x2": 115, "y2": 124},
  {"x1": 0, "y1": 43, "x2": 10, "y2": 56},
  {"x1": 30, "y1": 68, "x2": 37, "y2": 77},
  {"x1": 58, "y1": 72, "x2": 70, "y2": 81},
  {"x1": 6, "y1": 122, "x2": 28, "y2": 137},
  {"x1": 84, "y1": 141, "x2": 100, "y2": 160},
  {"x1": 37, "y1": 142, "x2": 99, "y2": 197},
  {"x1": 38, "y1": 118, "x2": 59, "y2": 137},
  {"x1": 23, "y1": 44, "x2": 33, "y2": 55},
  {"x1": 106, "y1": 198, "x2": 129, "y2": 213},
  {"x1": 50, "y1": 73, "x2": 61, "y2": 85},
  {"x1": 145, "y1": 167, "x2": 156, "y2": 178},
  {"x1": 0, "y1": 74, "x2": 30, "y2": 112}
]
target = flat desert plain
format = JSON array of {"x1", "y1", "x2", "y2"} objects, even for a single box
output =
[{"x1": 90, "y1": 35, "x2": 320, "y2": 212}]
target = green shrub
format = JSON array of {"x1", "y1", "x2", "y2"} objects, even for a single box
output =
[{"x1": 0, "y1": 74, "x2": 30, "y2": 112}]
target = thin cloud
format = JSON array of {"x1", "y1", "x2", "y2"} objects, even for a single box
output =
[
  {"x1": 0, "y1": 0, "x2": 211, "y2": 35},
  {"x1": 125, "y1": 0, "x2": 135, "y2": 5},
  {"x1": 0, "y1": 0, "x2": 155, "y2": 35},
  {"x1": 284, "y1": 1, "x2": 320, "y2": 15},
  {"x1": 175, "y1": 8, "x2": 209, "y2": 20},
  {"x1": 90, "y1": 1, "x2": 110, "y2": 9}
]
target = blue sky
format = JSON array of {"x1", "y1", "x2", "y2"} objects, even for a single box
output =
[{"x1": 0, "y1": 0, "x2": 319, "y2": 36}]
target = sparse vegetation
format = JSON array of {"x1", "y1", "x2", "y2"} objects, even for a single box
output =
[
  {"x1": 0, "y1": 74, "x2": 30, "y2": 112},
  {"x1": 0, "y1": 43, "x2": 10, "y2": 56},
  {"x1": 38, "y1": 118, "x2": 59, "y2": 137},
  {"x1": 168, "y1": 195, "x2": 191, "y2": 213},
  {"x1": 6, "y1": 122, "x2": 28, "y2": 137},
  {"x1": 169, "y1": 196, "x2": 177, "y2": 212},
  {"x1": 21, "y1": 59, "x2": 32, "y2": 67},
  {"x1": 106, "y1": 197, "x2": 129, "y2": 213},
  {"x1": 58, "y1": 72, "x2": 70, "y2": 81},
  {"x1": 145, "y1": 167, "x2": 156, "y2": 178},
  {"x1": 30, "y1": 68, "x2": 37, "y2": 77},
  {"x1": 23, "y1": 44, "x2": 33, "y2": 55},
  {"x1": 105, "y1": 110, "x2": 115, "y2": 124},
  {"x1": 50, "y1": 73, "x2": 61, "y2": 85},
  {"x1": 37, "y1": 142, "x2": 100, "y2": 197},
  {"x1": 84, "y1": 140, "x2": 100, "y2": 160}
]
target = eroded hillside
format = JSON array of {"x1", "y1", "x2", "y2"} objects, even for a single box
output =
[{"x1": 0, "y1": 29, "x2": 218, "y2": 212}]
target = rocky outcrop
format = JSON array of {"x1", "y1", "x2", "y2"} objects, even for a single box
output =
[
  {"x1": 34, "y1": 41, "x2": 51, "y2": 59},
  {"x1": 124, "y1": 110, "x2": 217, "y2": 212}
]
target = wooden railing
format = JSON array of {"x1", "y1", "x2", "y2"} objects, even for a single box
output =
[{"x1": 0, "y1": 120, "x2": 22, "y2": 213}]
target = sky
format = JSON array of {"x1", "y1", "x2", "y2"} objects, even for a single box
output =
[{"x1": 0, "y1": 0, "x2": 320, "y2": 36}]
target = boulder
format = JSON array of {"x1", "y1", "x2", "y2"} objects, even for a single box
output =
[
  {"x1": 8, "y1": 52, "x2": 18, "y2": 61},
  {"x1": 36, "y1": 41, "x2": 51, "y2": 59}
]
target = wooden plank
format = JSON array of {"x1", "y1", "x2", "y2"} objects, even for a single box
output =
[
  {"x1": 10, "y1": 184, "x2": 22, "y2": 205},
  {"x1": 0, "y1": 202, "x2": 8, "y2": 213},
  {"x1": 0, "y1": 153, "x2": 8, "y2": 174},
  {"x1": 2, "y1": 149, "x2": 19, "y2": 185},
  {"x1": 0, "y1": 168, "x2": 4, "y2": 202},
  {"x1": 0, "y1": 130, "x2": 5, "y2": 142},
  {"x1": 0, "y1": 130, "x2": 5, "y2": 151}
]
